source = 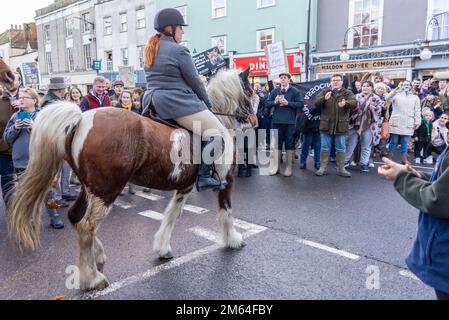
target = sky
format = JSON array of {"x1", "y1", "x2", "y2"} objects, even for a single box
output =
[{"x1": 0, "y1": 0, "x2": 55, "y2": 32}]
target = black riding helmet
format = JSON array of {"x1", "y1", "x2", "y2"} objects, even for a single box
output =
[{"x1": 154, "y1": 8, "x2": 188, "y2": 33}]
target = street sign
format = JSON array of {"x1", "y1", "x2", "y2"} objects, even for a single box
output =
[{"x1": 92, "y1": 59, "x2": 102, "y2": 71}]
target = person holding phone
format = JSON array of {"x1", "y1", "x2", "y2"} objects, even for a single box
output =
[{"x1": 3, "y1": 88, "x2": 64, "y2": 229}]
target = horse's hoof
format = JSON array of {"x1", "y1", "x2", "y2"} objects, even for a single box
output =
[
  {"x1": 159, "y1": 251, "x2": 174, "y2": 260},
  {"x1": 95, "y1": 278, "x2": 110, "y2": 291}
]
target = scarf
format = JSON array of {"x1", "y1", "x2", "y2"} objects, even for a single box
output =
[{"x1": 121, "y1": 101, "x2": 132, "y2": 111}]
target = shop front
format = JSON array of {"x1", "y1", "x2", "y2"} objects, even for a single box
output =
[
  {"x1": 313, "y1": 57, "x2": 415, "y2": 83},
  {"x1": 233, "y1": 50, "x2": 302, "y2": 84}
]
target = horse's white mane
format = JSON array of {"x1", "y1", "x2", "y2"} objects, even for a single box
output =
[{"x1": 207, "y1": 69, "x2": 245, "y2": 128}]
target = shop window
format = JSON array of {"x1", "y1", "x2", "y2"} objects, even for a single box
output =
[
  {"x1": 428, "y1": 0, "x2": 449, "y2": 40},
  {"x1": 349, "y1": 0, "x2": 383, "y2": 48}
]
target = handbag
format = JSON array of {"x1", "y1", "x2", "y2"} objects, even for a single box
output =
[{"x1": 380, "y1": 103, "x2": 390, "y2": 140}]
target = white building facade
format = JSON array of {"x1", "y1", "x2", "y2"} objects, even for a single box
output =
[
  {"x1": 35, "y1": 0, "x2": 98, "y2": 92},
  {"x1": 94, "y1": 0, "x2": 157, "y2": 86}
]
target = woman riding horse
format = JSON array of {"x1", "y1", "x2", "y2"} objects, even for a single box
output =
[{"x1": 143, "y1": 8, "x2": 227, "y2": 192}]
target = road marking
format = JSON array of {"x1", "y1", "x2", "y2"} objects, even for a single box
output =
[
  {"x1": 78, "y1": 223, "x2": 266, "y2": 300},
  {"x1": 135, "y1": 191, "x2": 165, "y2": 201},
  {"x1": 296, "y1": 239, "x2": 361, "y2": 261},
  {"x1": 114, "y1": 199, "x2": 136, "y2": 210},
  {"x1": 79, "y1": 243, "x2": 222, "y2": 300},
  {"x1": 184, "y1": 205, "x2": 209, "y2": 215},
  {"x1": 137, "y1": 210, "x2": 164, "y2": 221},
  {"x1": 188, "y1": 226, "x2": 221, "y2": 243},
  {"x1": 399, "y1": 269, "x2": 421, "y2": 282}
]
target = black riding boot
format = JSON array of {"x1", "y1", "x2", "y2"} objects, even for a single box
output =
[{"x1": 196, "y1": 137, "x2": 228, "y2": 192}]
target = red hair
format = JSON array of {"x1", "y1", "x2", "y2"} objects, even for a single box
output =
[{"x1": 144, "y1": 33, "x2": 163, "y2": 67}]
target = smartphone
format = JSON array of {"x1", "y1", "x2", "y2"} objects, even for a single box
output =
[{"x1": 18, "y1": 111, "x2": 31, "y2": 121}]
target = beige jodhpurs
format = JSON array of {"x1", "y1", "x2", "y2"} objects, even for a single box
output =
[{"x1": 174, "y1": 109, "x2": 227, "y2": 139}]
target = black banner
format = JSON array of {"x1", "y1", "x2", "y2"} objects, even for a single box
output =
[{"x1": 192, "y1": 47, "x2": 227, "y2": 77}]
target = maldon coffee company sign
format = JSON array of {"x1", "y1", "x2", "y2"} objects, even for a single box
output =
[{"x1": 315, "y1": 58, "x2": 414, "y2": 73}]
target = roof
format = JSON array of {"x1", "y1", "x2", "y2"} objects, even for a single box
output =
[{"x1": 0, "y1": 31, "x2": 10, "y2": 46}]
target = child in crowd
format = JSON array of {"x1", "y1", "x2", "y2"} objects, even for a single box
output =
[{"x1": 413, "y1": 109, "x2": 434, "y2": 164}]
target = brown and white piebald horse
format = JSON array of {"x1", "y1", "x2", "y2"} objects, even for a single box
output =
[{"x1": 8, "y1": 68, "x2": 254, "y2": 291}]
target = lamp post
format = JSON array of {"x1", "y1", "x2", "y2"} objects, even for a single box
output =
[
  {"x1": 420, "y1": 11, "x2": 449, "y2": 61},
  {"x1": 339, "y1": 24, "x2": 364, "y2": 61}
]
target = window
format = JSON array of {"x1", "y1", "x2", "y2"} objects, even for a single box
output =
[
  {"x1": 348, "y1": 0, "x2": 383, "y2": 48},
  {"x1": 257, "y1": 0, "x2": 275, "y2": 8},
  {"x1": 46, "y1": 52, "x2": 53, "y2": 74},
  {"x1": 65, "y1": 18, "x2": 73, "y2": 38},
  {"x1": 82, "y1": 13, "x2": 91, "y2": 33},
  {"x1": 211, "y1": 35, "x2": 227, "y2": 54},
  {"x1": 212, "y1": 0, "x2": 226, "y2": 18},
  {"x1": 176, "y1": 5, "x2": 187, "y2": 24},
  {"x1": 137, "y1": 45, "x2": 144, "y2": 69},
  {"x1": 136, "y1": 8, "x2": 146, "y2": 29},
  {"x1": 428, "y1": 0, "x2": 449, "y2": 40},
  {"x1": 104, "y1": 16, "x2": 112, "y2": 35},
  {"x1": 84, "y1": 44, "x2": 92, "y2": 70},
  {"x1": 44, "y1": 25, "x2": 51, "y2": 42},
  {"x1": 121, "y1": 48, "x2": 129, "y2": 66},
  {"x1": 67, "y1": 48, "x2": 75, "y2": 72},
  {"x1": 105, "y1": 51, "x2": 113, "y2": 71},
  {"x1": 120, "y1": 13, "x2": 128, "y2": 32},
  {"x1": 257, "y1": 28, "x2": 274, "y2": 51}
]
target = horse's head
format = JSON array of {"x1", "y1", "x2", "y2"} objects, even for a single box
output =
[
  {"x1": 207, "y1": 67, "x2": 255, "y2": 128},
  {"x1": 0, "y1": 58, "x2": 20, "y2": 94}
]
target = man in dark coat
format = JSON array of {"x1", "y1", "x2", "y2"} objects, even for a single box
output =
[
  {"x1": 266, "y1": 73, "x2": 304, "y2": 177},
  {"x1": 40, "y1": 77, "x2": 67, "y2": 108},
  {"x1": 315, "y1": 74, "x2": 357, "y2": 177}
]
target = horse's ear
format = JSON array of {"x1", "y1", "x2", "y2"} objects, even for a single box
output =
[{"x1": 241, "y1": 66, "x2": 250, "y2": 80}]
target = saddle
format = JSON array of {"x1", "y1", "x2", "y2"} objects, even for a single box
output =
[{"x1": 142, "y1": 101, "x2": 182, "y2": 130}]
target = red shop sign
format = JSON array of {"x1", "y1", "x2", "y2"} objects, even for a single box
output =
[{"x1": 233, "y1": 53, "x2": 301, "y2": 76}]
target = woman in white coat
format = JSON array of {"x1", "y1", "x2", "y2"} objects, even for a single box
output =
[{"x1": 386, "y1": 81, "x2": 421, "y2": 164}]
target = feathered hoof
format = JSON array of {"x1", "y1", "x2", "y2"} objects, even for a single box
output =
[
  {"x1": 225, "y1": 232, "x2": 245, "y2": 249},
  {"x1": 80, "y1": 273, "x2": 109, "y2": 291}
]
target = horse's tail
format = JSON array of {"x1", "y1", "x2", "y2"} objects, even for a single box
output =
[{"x1": 8, "y1": 101, "x2": 82, "y2": 250}]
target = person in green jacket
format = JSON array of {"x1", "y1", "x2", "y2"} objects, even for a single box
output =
[
  {"x1": 378, "y1": 149, "x2": 449, "y2": 300},
  {"x1": 315, "y1": 74, "x2": 357, "y2": 177}
]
